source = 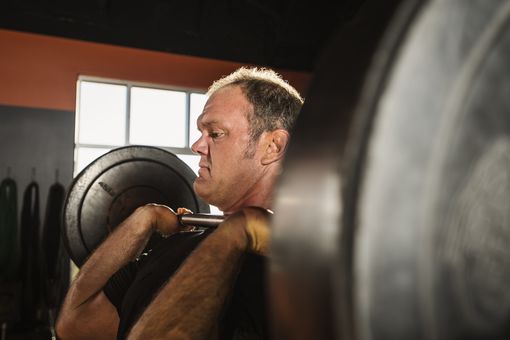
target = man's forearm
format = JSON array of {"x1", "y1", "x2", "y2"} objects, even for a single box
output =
[
  {"x1": 127, "y1": 221, "x2": 248, "y2": 339},
  {"x1": 57, "y1": 206, "x2": 156, "y2": 338},
  {"x1": 65, "y1": 206, "x2": 154, "y2": 306}
]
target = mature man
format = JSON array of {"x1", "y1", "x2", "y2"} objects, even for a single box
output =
[{"x1": 56, "y1": 67, "x2": 303, "y2": 339}]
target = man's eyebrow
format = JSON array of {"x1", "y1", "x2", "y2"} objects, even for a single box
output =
[{"x1": 197, "y1": 119, "x2": 221, "y2": 129}]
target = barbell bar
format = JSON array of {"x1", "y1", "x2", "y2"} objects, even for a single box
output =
[{"x1": 178, "y1": 213, "x2": 225, "y2": 228}]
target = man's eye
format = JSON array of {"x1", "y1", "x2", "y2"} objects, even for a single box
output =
[{"x1": 210, "y1": 131, "x2": 224, "y2": 139}]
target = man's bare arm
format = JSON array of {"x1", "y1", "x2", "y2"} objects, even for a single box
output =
[
  {"x1": 56, "y1": 204, "x2": 181, "y2": 340},
  {"x1": 127, "y1": 207, "x2": 270, "y2": 339}
]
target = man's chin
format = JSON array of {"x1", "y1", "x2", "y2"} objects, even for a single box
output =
[{"x1": 193, "y1": 180, "x2": 211, "y2": 202}]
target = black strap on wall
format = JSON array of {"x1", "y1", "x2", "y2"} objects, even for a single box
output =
[
  {"x1": 0, "y1": 178, "x2": 20, "y2": 330},
  {"x1": 20, "y1": 182, "x2": 41, "y2": 328},
  {"x1": 41, "y1": 182, "x2": 66, "y2": 309},
  {"x1": 0, "y1": 178, "x2": 18, "y2": 281},
  {"x1": 41, "y1": 181, "x2": 68, "y2": 338}
]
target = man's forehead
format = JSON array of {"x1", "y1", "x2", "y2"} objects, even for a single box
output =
[
  {"x1": 196, "y1": 87, "x2": 251, "y2": 127},
  {"x1": 196, "y1": 115, "x2": 220, "y2": 127}
]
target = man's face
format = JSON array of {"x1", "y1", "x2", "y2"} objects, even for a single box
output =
[{"x1": 191, "y1": 85, "x2": 265, "y2": 212}]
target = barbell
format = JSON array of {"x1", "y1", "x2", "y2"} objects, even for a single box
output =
[{"x1": 62, "y1": 0, "x2": 510, "y2": 339}]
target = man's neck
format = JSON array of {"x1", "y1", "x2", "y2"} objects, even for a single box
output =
[{"x1": 222, "y1": 168, "x2": 277, "y2": 215}]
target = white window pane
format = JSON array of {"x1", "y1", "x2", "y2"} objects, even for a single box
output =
[
  {"x1": 189, "y1": 93, "x2": 208, "y2": 146},
  {"x1": 209, "y1": 205, "x2": 223, "y2": 215},
  {"x1": 177, "y1": 154, "x2": 200, "y2": 176},
  {"x1": 130, "y1": 87, "x2": 186, "y2": 147},
  {"x1": 75, "y1": 147, "x2": 111, "y2": 175},
  {"x1": 78, "y1": 81, "x2": 126, "y2": 145}
]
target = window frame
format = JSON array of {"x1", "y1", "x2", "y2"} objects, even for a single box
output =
[{"x1": 75, "y1": 75, "x2": 206, "y2": 162}]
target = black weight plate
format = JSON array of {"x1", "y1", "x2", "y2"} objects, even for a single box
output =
[
  {"x1": 63, "y1": 145, "x2": 209, "y2": 267},
  {"x1": 351, "y1": 1, "x2": 510, "y2": 340}
]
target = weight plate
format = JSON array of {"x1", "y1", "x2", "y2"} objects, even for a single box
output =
[
  {"x1": 354, "y1": 1, "x2": 510, "y2": 339},
  {"x1": 271, "y1": 0, "x2": 510, "y2": 339},
  {"x1": 63, "y1": 146, "x2": 209, "y2": 267}
]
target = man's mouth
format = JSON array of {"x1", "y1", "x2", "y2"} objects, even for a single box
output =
[{"x1": 198, "y1": 163, "x2": 210, "y2": 178}]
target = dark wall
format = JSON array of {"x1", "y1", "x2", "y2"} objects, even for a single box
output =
[
  {"x1": 0, "y1": 0, "x2": 364, "y2": 71},
  {"x1": 0, "y1": 105, "x2": 74, "y2": 215}
]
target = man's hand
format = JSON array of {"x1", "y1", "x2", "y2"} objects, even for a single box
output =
[
  {"x1": 221, "y1": 207, "x2": 272, "y2": 256},
  {"x1": 143, "y1": 204, "x2": 193, "y2": 237}
]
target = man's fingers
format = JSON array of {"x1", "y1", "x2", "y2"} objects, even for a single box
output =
[
  {"x1": 243, "y1": 207, "x2": 272, "y2": 256},
  {"x1": 176, "y1": 207, "x2": 193, "y2": 215},
  {"x1": 176, "y1": 207, "x2": 196, "y2": 232}
]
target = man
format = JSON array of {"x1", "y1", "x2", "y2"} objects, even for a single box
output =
[{"x1": 56, "y1": 67, "x2": 304, "y2": 339}]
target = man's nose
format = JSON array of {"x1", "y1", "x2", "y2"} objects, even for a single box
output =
[{"x1": 191, "y1": 135, "x2": 207, "y2": 155}]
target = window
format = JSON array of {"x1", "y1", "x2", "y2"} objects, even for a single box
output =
[{"x1": 75, "y1": 76, "x2": 220, "y2": 213}]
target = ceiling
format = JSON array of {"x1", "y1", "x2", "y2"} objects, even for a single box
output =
[{"x1": 0, "y1": 0, "x2": 366, "y2": 72}]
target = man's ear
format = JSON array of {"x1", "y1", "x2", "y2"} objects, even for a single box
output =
[{"x1": 260, "y1": 129, "x2": 290, "y2": 165}]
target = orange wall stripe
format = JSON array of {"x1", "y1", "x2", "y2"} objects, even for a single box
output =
[{"x1": 0, "y1": 29, "x2": 311, "y2": 111}]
